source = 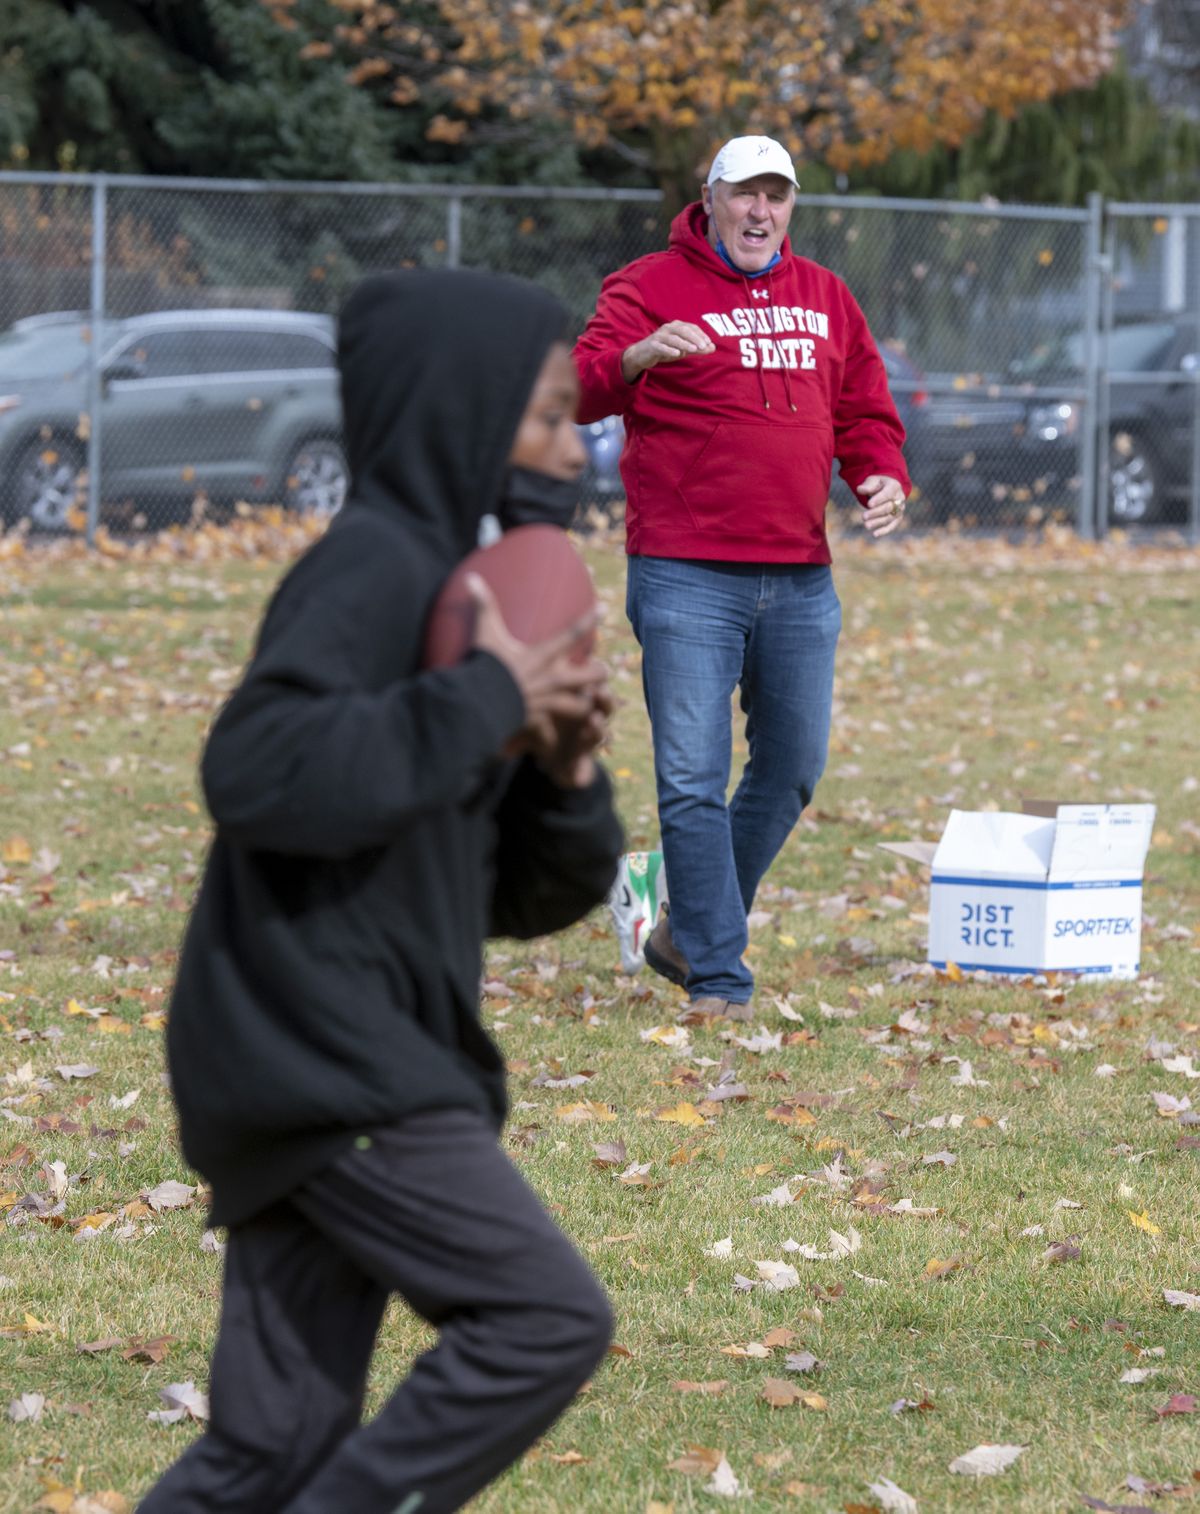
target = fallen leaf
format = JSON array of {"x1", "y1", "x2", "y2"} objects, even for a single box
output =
[
  {"x1": 548, "y1": 1449, "x2": 587, "y2": 1464},
  {"x1": 868, "y1": 1477, "x2": 919, "y2": 1513},
  {"x1": 147, "y1": 1380, "x2": 208, "y2": 1425},
  {"x1": 143, "y1": 1181, "x2": 196, "y2": 1213},
  {"x1": 705, "y1": 1456, "x2": 747, "y2": 1498},
  {"x1": 667, "y1": 1445, "x2": 723, "y2": 1476},
  {"x1": 1127, "y1": 1210, "x2": 1162, "y2": 1237},
  {"x1": 1, "y1": 1312, "x2": 56, "y2": 1338},
  {"x1": 703, "y1": 1237, "x2": 733, "y2": 1259},
  {"x1": 8, "y1": 1391, "x2": 45, "y2": 1422},
  {"x1": 77, "y1": 1336, "x2": 124, "y2": 1355},
  {"x1": 121, "y1": 1334, "x2": 176, "y2": 1365},
  {"x1": 654, "y1": 1101, "x2": 707, "y2": 1127},
  {"x1": 671, "y1": 1379, "x2": 729, "y2": 1395},
  {"x1": 1154, "y1": 1393, "x2": 1198, "y2": 1418},
  {"x1": 640, "y1": 1024, "x2": 691, "y2": 1049},
  {"x1": 924, "y1": 1256, "x2": 966, "y2": 1280},
  {"x1": 922, "y1": 1150, "x2": 957, "y2": 1167},
  {"x1": 784, "y1": 1350, "x2": 821, "y2": 1374},
  {"x1": 761, "y1": 1376, "x2": 804, "y2": 1407},
  {"x1": 1119, "y1": 1368, "x2": 1160, "y2": 1384},
  {"x1": 555, "y1": 1100, "x2": 617, "y2": 1123},
  {"x1": 754, "y1": 1259, "x2": 802, "y2": 1292},
  {"x1": 948, "y1": 1444, "x2": 1025, "y2": 1477},
  {"x1": 1042, "y1": 1241, "x2": 1082, "y2": 1264},
  {"x1": 1079, "y1": 1498, "x2": 1154, "y2": 1513},
  {"x1": 1163, "y1": 1289, "x2": 1200, "y2": 1311},
  {"x1": 55, "y1": 1063, "x2": 100, "y2": 1081}
]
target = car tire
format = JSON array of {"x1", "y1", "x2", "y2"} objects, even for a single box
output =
[
  {"x1": 282, "y1": 437, "x2": 349, "y2": 519},
  {"x1": 4, "y1": 436, "x2": 86, "y2": 533},
  {"x1": 1108, "y1": 431, "x2": 1163, "y2": 526}
]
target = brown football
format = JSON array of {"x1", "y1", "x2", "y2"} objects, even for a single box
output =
[{"x1": 423, "y1": 523, "x2": 597, "y2": 669}]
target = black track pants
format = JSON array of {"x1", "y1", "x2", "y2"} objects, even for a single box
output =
[{"x1": 137, "y1": 1109, "x2": 613, "y2": 1514}]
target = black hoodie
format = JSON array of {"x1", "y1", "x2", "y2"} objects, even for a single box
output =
[{"x1": 166, "y1": 270, "x2": 624, "y2": 1227}]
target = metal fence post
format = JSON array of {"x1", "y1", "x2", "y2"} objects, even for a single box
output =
[
  {"x1": 1078, "y1": 192, "x2": 1104, "y2": 542},
  {"x1": 1096, "y1": 216, "x2": 1117, "y2": 539},
  {"x1": 84, "y1": 175, "x2": 107, "y2": 548},
  {"x1": 446, "y1": 195, "x2": 462, "y2": 268},
  {"x1": 1190, "y1": 344, "x2": 1200, "y2": 547}
]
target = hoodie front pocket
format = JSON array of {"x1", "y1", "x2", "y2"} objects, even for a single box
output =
[{"x1": 676, "y1": 422, "x2": 834, "y2": 538}]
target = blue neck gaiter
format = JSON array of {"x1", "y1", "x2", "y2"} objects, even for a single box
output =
[{"x1": 714, "y1": 237, "x2": 782, "y2": 278}]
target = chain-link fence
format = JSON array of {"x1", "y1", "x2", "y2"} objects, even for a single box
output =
[{"x1": 0, "y1": 170, "x2": 1195, "y2": 541}]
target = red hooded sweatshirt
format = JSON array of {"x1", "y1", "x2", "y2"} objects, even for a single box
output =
[{"x1": 575, "y1": 202, "x2": 910, "y2": 563}]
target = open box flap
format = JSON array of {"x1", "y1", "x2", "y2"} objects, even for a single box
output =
[
  {"x1": 932, "y1": 809, "x2": 1056, "y2": 881},
  {"x1": 1048, "y1": 804, "x2": 1156, "y2": 881}
]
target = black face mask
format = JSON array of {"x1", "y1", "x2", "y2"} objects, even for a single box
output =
[{"x1": 497, "y1": 466, "x2": 580, "y2": 531}]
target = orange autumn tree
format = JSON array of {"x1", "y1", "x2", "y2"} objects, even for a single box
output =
[{"x1": 292, "y1": 0, "x2": 1130, "y2": 208}]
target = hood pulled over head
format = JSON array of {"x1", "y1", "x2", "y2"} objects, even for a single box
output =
[{"x1": 337, "y1": 269, "x2": 568, "y2": 561}]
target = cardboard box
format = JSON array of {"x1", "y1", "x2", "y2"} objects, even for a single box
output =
[{"x1": 888, "y1": 802, "x2": 1155, "y2": 980}]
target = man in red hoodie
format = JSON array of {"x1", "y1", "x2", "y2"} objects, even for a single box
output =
[{"x1": 576, "y1": 135, "x2": 910, "y2": 1018}]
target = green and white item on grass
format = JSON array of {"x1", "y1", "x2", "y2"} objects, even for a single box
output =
[{"x1": 607, "y1": 850, "x2": 669, "y2": 974}]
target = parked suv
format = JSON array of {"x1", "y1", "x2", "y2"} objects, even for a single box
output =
[
  {"x1": 921, "y1": 318, "x2": 1200, "y2": 525},
  {"x1": 0, "y1": 309, "x2": 348, "y2": 530}
]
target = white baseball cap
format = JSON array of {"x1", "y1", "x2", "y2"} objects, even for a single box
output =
[{"x1": 707, "y1": 135, "x2": 798, "y2": 188}]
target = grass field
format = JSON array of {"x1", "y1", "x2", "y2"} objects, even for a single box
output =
[{"x1": 2, "y1": 518, "x2": 1199, "y2": 1514}]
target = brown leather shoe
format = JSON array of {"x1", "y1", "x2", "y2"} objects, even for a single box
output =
[
  {"x1": 687, "y1": 996, "x2": 755, "y2": 1023},
  {"x1": 644, "y1": 913, "x2": 689, "y2": 987}
]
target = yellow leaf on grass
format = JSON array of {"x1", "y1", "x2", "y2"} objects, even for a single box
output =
[
  {"x1": 555, "y1": 1100, "x2": 617, "y2": 1123},
  {"x1": 647, "y1": 1503, "x2": 676, "y2": 1514},
  {"x1": 65, "y1": 998, "x2": 94, "y2": 1017},
  {"x1": 140, "y1": 1011, "x2": 168, "y2": 1031},
  {"x1": 95, "y1": 1015, "x2": 131, "y2": 1035},
  {"x1": 924, "y1": 1256, "x2": 965, "y2": 1280},
  {"x1": 2, "y1": 836, "x2": 32, "y2": 864},
  {"x1": 1129, "y1": 1209, "x2": 1162, "y2": 1236},
  {"x1": 799, "y1": 1391, "x2": 828, "y2": 1410},
  {"x1": 654, "y1": 1101, "x2": 706, "y2": 1127},
  {"x1": 0, "y1": 1190, "x2": 19, "y2": 1211},
  {"x1": 778, "y1": 934, "x2": 797, "y2": 948},
  {"x1": 5, "y1": 1312, "x2": 56, "y2": 1335},
  {"x1": 31, "y1": 1492, "x2": 75, "y2": 1513}
]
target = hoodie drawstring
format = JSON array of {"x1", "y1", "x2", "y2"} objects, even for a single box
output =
[{"x1": 742, "y1": 272, "x2": 798, "y2": 414}]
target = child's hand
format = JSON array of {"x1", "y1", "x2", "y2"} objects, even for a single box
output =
[
  {"x1": 467, "y1": 575, "x2": 602, "y2": 752},
  {"x1": 530, "y1": 681, "x2": 615, "y2": 789}
]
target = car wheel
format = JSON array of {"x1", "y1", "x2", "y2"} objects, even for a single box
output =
[
  {"x1": 1108, "y1": 432, "x2": 1162, "y2": 525},
  {"x1": 6, "y1": 437, "x2": 86, "y2": 532},
  {"x1": 283, "y1": 438, "x2": 349, "y2": 519}
]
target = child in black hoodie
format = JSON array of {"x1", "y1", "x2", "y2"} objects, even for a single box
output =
[{"x1": 138, "y1": 271, "x2": 623, "y2": 1514}]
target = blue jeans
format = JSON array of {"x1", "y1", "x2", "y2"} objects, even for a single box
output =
[{"x1": 627, "y1": 556, "x2": 841, "y2": 1003}]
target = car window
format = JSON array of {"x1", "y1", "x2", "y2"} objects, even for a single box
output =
[
  {"x1": 183, "y1": 329, "x2": 335, "y2": 375},
  {"x1": 1012, "y1": 322, "x2": 1179, "y2": 377},
  {"x1": 253, "y1": 332, "x2": 335, "y2": 370},
  {"x1": 114, "y1": 331, "x2": 198, "y2": 379},
  {"x1": 1104, "y1": 323, "x2": 1180, "y2": 371}
]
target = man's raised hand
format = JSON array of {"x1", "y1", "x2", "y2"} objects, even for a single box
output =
[{"x1": 621, "y1": 321, "x2": 716, "y2": 383}]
